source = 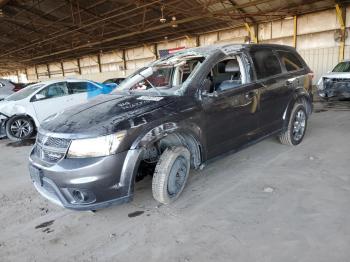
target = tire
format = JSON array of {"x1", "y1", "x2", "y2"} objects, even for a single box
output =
[
  {"x1": 152, "y1": 146, "x2": 191, "y2": 204},
  {"x1": 5, "y1": 115, "x2": 36, "y2": 142},
  {"x1": 279, "y1": 103, "x2": 308, "y2": 146}
]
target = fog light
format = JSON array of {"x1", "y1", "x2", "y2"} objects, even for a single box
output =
[
  {"x1": 67, "y1": 188, "x2": 96, "y2": 204},
  {"x1": 72, "y1": 190, "x2": 88, "y2": 202}
]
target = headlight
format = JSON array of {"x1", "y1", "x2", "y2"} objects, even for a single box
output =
[
  {"x1": 317, "y1": 78, "x2": 324, "y2": 90},
  {"x1": 67, "y1": 131, "x2": 126, "y2": 158}
]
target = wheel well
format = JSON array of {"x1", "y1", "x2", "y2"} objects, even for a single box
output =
[
  {"x1": 141, "y1": 132, "x2": 202, "y2": 170},
  {"x1": 296, "y1": 96, "x2": 312, "y2": 116}
]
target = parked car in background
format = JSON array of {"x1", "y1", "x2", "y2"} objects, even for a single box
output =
[
  {"x1": 29, "y1": 44, "x2": 313, "y2": 210},
  {"x1": 103, "y1": 77, "x2": 125, "y2": 88},
  {"x1": 0, "y1": 79, "x2": 15, "y2": 100},
  {"x1": 317, "y1": 60, "x2": 350, "y2": 99},
  {"x1": 0, "y1": 79, "x2": 115, "y2": 141},
  {"x1": 12, "y1": 82, "x2": 26, "y2": 92}
]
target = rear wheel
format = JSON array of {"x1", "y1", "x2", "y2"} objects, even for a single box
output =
[
  {"x1": 279, "y1": 103, "x2": 307, "y2": 146},
  {"x1": 5, "y1": 116, "x2": 35, "y2": 142},
  {"x1": 152, "y1": 146, "x2": 190, "y2": 204}
]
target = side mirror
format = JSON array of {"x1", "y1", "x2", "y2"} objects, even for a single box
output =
[
  {"x1": 202, "y1": 90, "x2": 218, "y2": 98},
  {"x1": 34, "y1": 93, "x2": 45, "y2": 101}
]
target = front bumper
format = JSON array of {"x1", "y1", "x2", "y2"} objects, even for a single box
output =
[
  {"x1": 0, "y1": 117, "x2": 7, "y2": 138},
  {"x1": 319, "y1": 79, "x2": 350, "y2": 98},
  {"x1": 29, "y1": 148, "x2": 143, "y2": 210}
]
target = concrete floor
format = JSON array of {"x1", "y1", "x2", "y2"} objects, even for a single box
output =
[{"x1": 0, "y1": 101, "x2": 349, "y2": 262}]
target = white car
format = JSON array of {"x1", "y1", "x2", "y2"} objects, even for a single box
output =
[
  {"x1": 317, "y1": 60, "x2": 350, "y2": 99},
  {"x1": 0, "y1": 79, "x2": 109, "y2": 141}
]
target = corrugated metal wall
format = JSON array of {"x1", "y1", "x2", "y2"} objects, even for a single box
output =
[{"x1": 299, "y1": 47, "x2": 339, "y2": 81}]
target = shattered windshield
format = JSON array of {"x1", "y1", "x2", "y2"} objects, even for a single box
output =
[
  {"x1": 332, "y1": 61, "x2": 350, "y2": 72},
  {"x1": 5, "y1": 84, "x2": 44, "y2": 101},
  {"x1": 115, "y1": 53, "x2": 206, "y2": 96}
]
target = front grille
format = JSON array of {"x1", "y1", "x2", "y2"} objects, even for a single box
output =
[
  {"x1": 37, "y1": 132, "x2": 70, "y2": 149},
  {"x1": 34, "y1": 132, "x2": 71, "y2": 164},
  {"x1": 324, "y1": 78, "x2": 350, "y2": 89}
]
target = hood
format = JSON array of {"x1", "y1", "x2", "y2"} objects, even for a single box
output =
[
  {"x1": 41, "y1": 94, "x2": 178, "y2": 136},
  {"x1": 320, "y1": 72, "x2": 350, "y2": 79},
  {"x1": 0, "y1": 93, "x2": 11, "y2": 100},
  {"x1": 0, "y1": 100, "x2": 14, "y2": 115}
]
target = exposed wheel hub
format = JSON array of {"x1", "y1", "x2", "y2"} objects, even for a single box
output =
[{"x1": 167, "y1": 156, "x2": 188, "y2": 197}]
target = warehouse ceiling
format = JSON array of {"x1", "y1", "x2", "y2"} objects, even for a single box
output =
[{"x1": 0, "y1": 0, "x2": 343, "y2": 73}]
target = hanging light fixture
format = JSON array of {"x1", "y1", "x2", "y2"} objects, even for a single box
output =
[
  {"x1": 160, "y1": 5, "x2": 166, "y2": 23},
  {"x1": 171, "y1": 16, "x2": 178, "y2": 28}
]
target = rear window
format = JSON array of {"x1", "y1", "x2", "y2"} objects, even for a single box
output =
[
  {"x1": 278, "y1": 51, "x2": 303, "y2": 72},
  {"x1": 250, "y1": 49, "x2": 282, "y2": 79}
]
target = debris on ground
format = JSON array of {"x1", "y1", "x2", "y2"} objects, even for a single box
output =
[{"x1": 35, "y1": 220, "x2": 55, "y2": 229}]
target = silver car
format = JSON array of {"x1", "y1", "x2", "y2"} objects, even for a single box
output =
[
  {"x1": 317, "y1": 60, "x2": 350, "y2": 99},
  {"x1": 0, "y1": 79, "x2": 15, "y2": 101}
]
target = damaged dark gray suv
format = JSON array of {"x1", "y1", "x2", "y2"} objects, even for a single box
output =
[{"x1": 29, "y1": 44, "x2": 313, "y2": 210}]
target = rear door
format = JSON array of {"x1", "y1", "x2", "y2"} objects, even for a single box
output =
[
  {"x1": 31, "y1": 82, "x2": 71, "y2": 122},
  {"x1": 67, "y1": 81, "x2": 101, "y2": 105},
  {"x1": 249, "y1": 48, "x2": 293, "y2": 134},
  {"x1": 277, "y1": 50, "x2": 309, "y2": 93}
]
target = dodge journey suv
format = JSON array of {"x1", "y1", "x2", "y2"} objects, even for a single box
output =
[{"x1": 29, "y1": 44, "x2": 313, "y2": 210}]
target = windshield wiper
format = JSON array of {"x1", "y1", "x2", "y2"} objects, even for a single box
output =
[{"x1": 138, "y1": 72, "x2": 162, "y2": 96}]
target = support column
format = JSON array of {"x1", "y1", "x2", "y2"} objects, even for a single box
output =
[
  {"x1": 77, "y1": 58, "x2": 82, "y2": 75},
  {"x1": 24, "y1": 68, "x2": 29, "y2": 82},
  {"x1": 16, "y1": 70, "x2": 20, "y2": 83},
  {"x1": 122, "y1": 49, "x2": 127, "y2": 71},
  {"x1": 154, "y1": 43, "x2": 159, "y2": 59},
  {"x1": 34, "y1": 65, "x2": 39, "y2": 80},
  {"x1": 97, "y1": 53, "x2": 102, "y2": 73},
  {"x1": 196, "y1": 35, "x2": 200, "y2": 47},
  {"x1": 244, "y1": 23, "x2": 257, "y2": 44},
  {"x1": 336, "y1": 4, "x2": 346, "y2": 62},
  {"x1": 293, "y1": 16, "x2": 298, "y2": 49},
  {"x1": 46, "y1": 64, "x2": 51, "y2": 78},
  {"x1": 61, "y1": 61, "x2": 65, "y2": 77}
]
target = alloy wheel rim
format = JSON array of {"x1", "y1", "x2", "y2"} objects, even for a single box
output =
[
  {"x1": 167, "y1": 156, "x2": 188, "y2": 197},
  {"x1": 292, "y1": 109, "x2": 306, "y2": 141},
  {"x1": 10, "y1": 119, "x2": 32, "y2": 138}
]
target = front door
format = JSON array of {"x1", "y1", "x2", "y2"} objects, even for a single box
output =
[
  {"x1": 200, "y1": 56, "x2": 261, "y2": 158},
  {"x1": 202, "y1": 83, "x2": 261, "y2": 158}
]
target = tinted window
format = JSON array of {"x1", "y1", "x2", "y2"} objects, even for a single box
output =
[
  {"x1": 68, "y1": 82, "x2": 91, "y2": 94},
  {"x1": 250, "y1": 49, "x2": 282, "y2": 79},
  {"x1": 37, "y1": 82, "x2": 68, "y2": 99},
  {"x1": 6, "y1": 84, "x2": 44, "y2": 101},
  {"x1": 278, "y1": 51, "x2": 303, "y2": 72}
]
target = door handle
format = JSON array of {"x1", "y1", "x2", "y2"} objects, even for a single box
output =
[
  {"x1": 245, "y1": 91, "x2": 256, "y2": 100},
  {"x1": 286, "y1": 79, "x2": 294, "y2": 86}
]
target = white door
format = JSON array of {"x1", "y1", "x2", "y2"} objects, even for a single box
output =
[
  {"x1": 67, "y1": 81, "x2": 100, "y2": 106},
  {"x1": 32, "y1": 82, "x2": 72, "y2": 122}
]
